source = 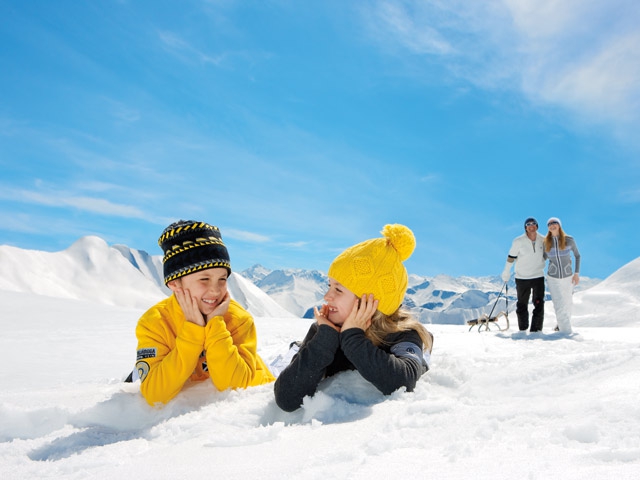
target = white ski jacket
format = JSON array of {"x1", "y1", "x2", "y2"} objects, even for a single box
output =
[{"x1": 507, "y1": 233, "x2": 545, "y2": 280}]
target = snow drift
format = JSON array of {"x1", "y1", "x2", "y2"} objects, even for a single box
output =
[{"x1": 0, "y1": 239, "x2": 638, "y2": 480}]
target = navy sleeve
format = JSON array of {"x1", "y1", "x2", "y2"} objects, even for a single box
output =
[
  {"x1": 274, "y1": 323, "x2": 341, "y2": 412},
  {"x1": 340, "y1": 328, "x2": 427, "y2": 395}
]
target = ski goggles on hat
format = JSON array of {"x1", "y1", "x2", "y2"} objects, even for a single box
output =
[{"x1": 525, "y1": 222, "x2": 538, "y2": 227}]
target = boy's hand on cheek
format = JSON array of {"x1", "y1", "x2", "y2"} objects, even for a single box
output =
[
  {"x1": 175, "y1": 287, "x2": 206, "y2": 327},
  {"x1": 207, "y1": 291, "x2": 231, "y2": 322}
]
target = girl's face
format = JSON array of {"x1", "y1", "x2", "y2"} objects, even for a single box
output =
[
  {"x1": 323, "y1": 278, "x2": 358, "y2": 326},
  {"x1": 547, "y1": 221, "x2": 560, "y2": 235},
  {"x1": 172, "y1": 268, "x2": 229, "y2": 317}
]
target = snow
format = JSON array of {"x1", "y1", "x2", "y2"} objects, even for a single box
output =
[
  {"x1": 0, "y1": 236, "x2": 167, "y2": 310},
  {"x1": 1, "y1": 242, "x2": 639, "y2": 479}
]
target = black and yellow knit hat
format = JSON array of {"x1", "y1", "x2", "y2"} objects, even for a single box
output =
[
  {"x1": 327, "y1": 224, "x2": 416, "y2": 315},
  {"x1": 158, "y1": 220, "x2": 231, "y2": 284}
]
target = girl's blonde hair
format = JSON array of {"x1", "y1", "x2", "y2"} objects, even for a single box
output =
[
  {"x1": 366, "y1": 308, "x2": 433, "y2": 354},
  {"x1": 545, "y1": 225, "x2": 567, "y2": 251}
]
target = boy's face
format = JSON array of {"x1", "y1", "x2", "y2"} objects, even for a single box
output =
[
  {"x1": 169, "y1": 267, "x2": 229, "y2": 317},
  {"x1": 323, "y1": 278, "x2": 358, "y2": 326}
]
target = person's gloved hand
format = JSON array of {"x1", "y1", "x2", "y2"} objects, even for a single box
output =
[{"x1": 501, "y1": 262, "x2": 511, "y2": 283}]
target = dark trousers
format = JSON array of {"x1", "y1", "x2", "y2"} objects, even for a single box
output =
[{"x1": 515, "y1": 277, "x2": 545, "y2": 332}]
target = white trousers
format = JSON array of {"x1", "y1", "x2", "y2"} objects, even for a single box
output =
[{"x1": 547, "y1": 276, "x2": 574, "y2": 333}]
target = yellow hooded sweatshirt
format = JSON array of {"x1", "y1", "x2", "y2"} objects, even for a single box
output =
[{"x1": 135, "y1": 295, "x2": 274, "y2": 406}]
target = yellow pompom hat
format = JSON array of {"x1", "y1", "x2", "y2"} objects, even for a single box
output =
[{"x1": 328, "y1": 224, "x2": 416, "y2": 315}]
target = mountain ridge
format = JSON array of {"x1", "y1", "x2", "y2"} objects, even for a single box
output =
[{"x1": 0, "y1": 236, "x2": 611, "y2": 325}]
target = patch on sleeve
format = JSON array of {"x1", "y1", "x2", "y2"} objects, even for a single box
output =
[
  {"x1": 391, "y1": 341, "x2": 425, "y2": 366},
  {"x1": 136, "y1": 361, "x2": 150, "y2": 382},
  {"x1": 136, "y1": 348, "x2": 156, "y2": 360}
]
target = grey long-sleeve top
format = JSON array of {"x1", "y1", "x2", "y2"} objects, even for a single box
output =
[{"x1": 544, "y1": 235, "x2": 581, "y2": 279}]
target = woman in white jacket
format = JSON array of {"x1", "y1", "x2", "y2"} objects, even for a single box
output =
[{"x1": 544, "y1": 217, "x2": 581, "y2": 333}]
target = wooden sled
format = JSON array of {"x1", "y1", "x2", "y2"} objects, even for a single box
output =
[{"x1": 467, "y1": 311, "x2": 510, "y2": 332}]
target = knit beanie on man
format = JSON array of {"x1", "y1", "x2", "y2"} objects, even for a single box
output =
[
  {"x1": 327, "y1": 224, "x2": 415, "y2": 316},
  {"x1": 158, "y1": 220, "x2": 231, "y2": 284},
  {"x1": 524, "y1": 217, "x2": 538, "y2": 229}
]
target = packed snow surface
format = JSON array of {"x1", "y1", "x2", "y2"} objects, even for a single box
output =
[{"x1": 1, "y1": 244, "x2": 639, "y2": 479}]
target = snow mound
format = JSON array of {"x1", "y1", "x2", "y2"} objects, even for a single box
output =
[{"x1": 573, "y1": 257, "x2": 640, "y2": 327}]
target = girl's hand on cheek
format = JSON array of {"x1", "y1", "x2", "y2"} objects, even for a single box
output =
[
  {"x1": 314, "y1": 304, "x2": 340, "y2": 332},
  {"x1": 342, "y1": 294, "x2": 378, "y2": 332}
]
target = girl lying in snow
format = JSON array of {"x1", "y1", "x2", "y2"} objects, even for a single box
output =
[{"x1": 273, "y1": 224, "x2": 434, "y2": 412}]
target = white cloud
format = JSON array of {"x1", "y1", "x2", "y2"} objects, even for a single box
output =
[
  {"x1": 361, "y1": 0, "x2": 640, "y2": 133},
  {"x1": 619, "y1": 188, "x2": 640, "y2": 203},
  {"x1": 105, "y1": 98, "x2": 141, "y2": 124},
  {"x1": 283, "y1": 241, "x2": 309, "y2": 248},
  {"x1": 364, "y1": 1, "x2": 455, "y2": 56},
  {"x1": 223, "y1": 228, "x2": 271, "y2": 243},
  {"x1": 0, "y1": 187, "x2": 147, "y2": 219},
  {"x1": 0, "y1": 212, "x2": 41, "y2": 234},
  {"x1": 523, "y1": 31, "x2": 640, "y2": 124},
  {"x1": 157, "y1": 30, "x2": 226, "y2": 66},
  {"x1": 419, "y1": 173, "x2": 441, "y2": 183},
  {"x1": 504, "y1": 0, "x2": 640, "y2": 126}
]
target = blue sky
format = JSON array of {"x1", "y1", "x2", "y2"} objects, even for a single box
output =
[{"x1": 1, "y1": 0, "x2": 638, "y2": 279}]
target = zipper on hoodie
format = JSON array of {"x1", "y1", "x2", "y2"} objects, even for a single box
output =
[{"x1": 552, "y1": 237, "x2": 565, "y2": 278}]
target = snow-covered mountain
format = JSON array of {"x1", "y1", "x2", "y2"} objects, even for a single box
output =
[
  {"x1": 241, "y1": 265, "x2": 328, "y2": 318},
  {"x1": 0, "y1": 237, "x2": 294, "y2": 318},
  {"x1": 0, "y1": 236, "x2": 167, "y2": 310},
  {"x1": 0, "y1": 236, "x2": 602, "y2": 325},
  {"x1": 573, "y1": 256, "x2": 640, "y2": 327},
  {"x1": 238, "y1": 265, "x2": 601, "y2": 325}
]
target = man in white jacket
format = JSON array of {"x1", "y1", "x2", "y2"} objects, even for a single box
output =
[{"x1": 501, "y1": 217, "x2": 546, "y2": 332}]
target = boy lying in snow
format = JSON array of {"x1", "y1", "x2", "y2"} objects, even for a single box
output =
[{"x1": 133, "y1": 220, "x2": 274, "y2": 406}]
